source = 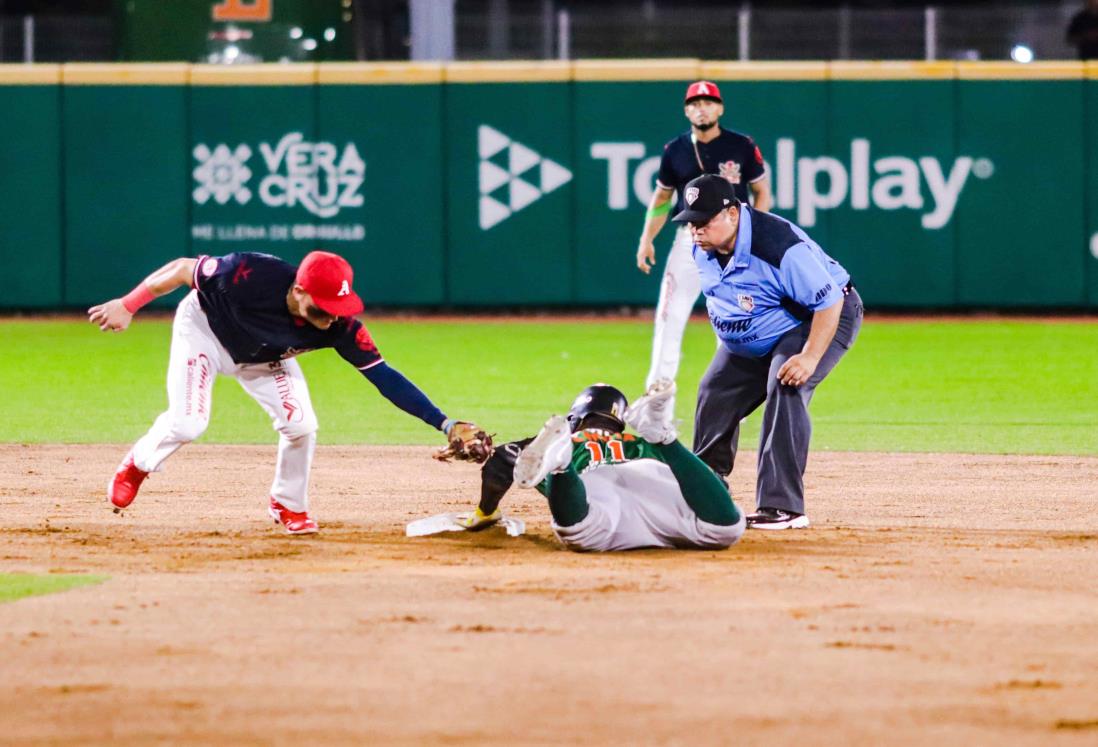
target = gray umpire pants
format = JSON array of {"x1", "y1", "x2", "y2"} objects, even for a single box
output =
[{"x1": 693, "y1": 289, "x2": 863, "y2": 515}]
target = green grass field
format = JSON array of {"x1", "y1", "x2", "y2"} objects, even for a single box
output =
[
  {"x1": 0, "y1": 573, "x2": 107, "y2": 603},
  {"x1": 4, "y1": 317, "x2": 1096, "y2": 455}
]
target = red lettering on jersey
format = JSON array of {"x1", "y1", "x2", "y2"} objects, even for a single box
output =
[
  {"x1": 233, "y1": 262, "x2": 252, "y2": 284},
  {"x1": 354, "y1": 324, "x2": 378, "y2": 354}
]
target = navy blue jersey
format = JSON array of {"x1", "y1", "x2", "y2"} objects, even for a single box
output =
[
  {"x1": 657, "y1": 128, "x2": 766, "y2": 215},
  {"x1": 192, "y1": 252, "x2": 383, "y2": 368}
]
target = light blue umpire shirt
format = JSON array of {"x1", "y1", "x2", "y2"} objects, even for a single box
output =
[{"x1": 693, "y1": 206, "x2": 852, "y2": 358}]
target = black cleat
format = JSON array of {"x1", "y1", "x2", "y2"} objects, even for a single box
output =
[{"x1": 746, "y1": 507, "x2": 810, "y2": 530}]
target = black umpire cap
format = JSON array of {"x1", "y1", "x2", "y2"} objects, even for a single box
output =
[{"x1": 672, "y1": 174, "x2": 739, "y2": 224}]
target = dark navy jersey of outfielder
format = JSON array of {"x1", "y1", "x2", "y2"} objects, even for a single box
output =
[
  {"x1": 693, "y1": 207, "x2": 851, "y2": 358},
  {"x1": 191, "y1": 252, "x2": 383, "y2": 369},
  {"x1": 657, "y1": 128, "x2": 766, "y2": 214}
]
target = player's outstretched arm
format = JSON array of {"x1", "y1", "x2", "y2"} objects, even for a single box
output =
[
  {"x1": 637, "y1": 185, "x2": 675, "y2": 274},
  {"x1": 356, "y1": 362, "x2": 492, "y2": 462},
  {"x1": 87, "y1": 257, "x2": 197, "y2": 332}
]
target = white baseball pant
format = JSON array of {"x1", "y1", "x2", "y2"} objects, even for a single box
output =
[
  {"x1": 646, "y1": 225, "x2": 702, "y2": 389},
  {"x1": 130, "y1": 291, "x2": 319, "y2": 513},
  {"x1": 551, "y1": 460, "x2": 746, "y2": 551}
]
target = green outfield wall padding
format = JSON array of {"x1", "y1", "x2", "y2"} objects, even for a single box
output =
[
  {"x1": 3, "y1": 64, "x2": 1096, "y2": 311},
  {"x1": 827, "y1": 80, "x2": 956, "y2": 306},
  {"x1": 316, "y1": 84, "x2": 445, "y2": 304},
  {"x1": 1, "y1": 84, "x2": 62, "y2": 307},
  {"x1": 63, "y1": 85, "x2": 189, "y2": 308},
  {"x1": 1087, "y1": 76, "x2": 1098, "y2": 305},
  {"x1": 444, "y1": 82, "x2": 575, "y2": 304},
  {"x1": 572, "y1": 80, "x2": 691, "y2": 305},
  {"x1": 955, "y1": 79, "x2": 1087, "y2": 306}
]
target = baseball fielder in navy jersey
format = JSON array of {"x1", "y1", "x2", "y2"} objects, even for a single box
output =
[
  {"x1": 674, "y1": 174, "x2": 863, "y2": 530},
  {"x1": 88, "y1": 250, "x2": 485, "y2": 535},
  {"x1": 636, "y1": 80, "x2": 772, "y2": 390}
]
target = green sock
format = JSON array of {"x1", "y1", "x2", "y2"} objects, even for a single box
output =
[
  {"x1": 544, "y1": 468, "x2": 590, "y2": 527},
  {"x1": 655, "y1": 441, "x2": 742, "y2": 526}
]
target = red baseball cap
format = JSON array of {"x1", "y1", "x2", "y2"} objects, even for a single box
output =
[
  {"x1": 294, "y1": 250, "x2": 364, "y2": 317},
  {"x1": 685, "y1": 80, "x2": 722, "y2": 103}
]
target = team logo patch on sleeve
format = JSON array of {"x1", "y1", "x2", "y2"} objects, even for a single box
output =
[
  {"x1": 737, "y1": 294, "x2": 755, "y2": 312},
  {"x1": 200, "y1": 258, "x2": 219, "y2": 277}
]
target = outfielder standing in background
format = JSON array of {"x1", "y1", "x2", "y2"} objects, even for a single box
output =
[
  {"x1": 636, "y1": 80, "x2": 772, "y2": 389},
  {"x1": 88, "y1": 250, "x2": 488, "y2": 535}
]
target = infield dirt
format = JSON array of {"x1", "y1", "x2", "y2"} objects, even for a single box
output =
[{"x1": 2, "y1": 444, "x2": 1096, "y2": 746}]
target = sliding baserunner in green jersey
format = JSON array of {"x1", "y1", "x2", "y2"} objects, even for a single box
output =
[{"x1": 468, "y1": 380, "x2": 745, "y2": 552}]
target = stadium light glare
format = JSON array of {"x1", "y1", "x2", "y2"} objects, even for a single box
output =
[
  {"x1": 224, "y1": 45, "x2": 240, "y2": 62},
  {"x1": 303, "y1": 38, "x2": 318, "y2": 51},
  {"x1": 1010, "y1": 44, "x2": 1034, "y2": 63},
  {"x1": 290, "y1": 27, "x2": 303, "y2": 39},
  {"x1": 325, "y1": 28, "x2": 337, "y2": 42}
]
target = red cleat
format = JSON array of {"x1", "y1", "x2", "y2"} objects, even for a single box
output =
[
  {"x1": 108, "y1": 450, "x2": 148, "y2": 512},
  {"x1": 268, "y1": 497, "x2": 319, "y2": 535}
]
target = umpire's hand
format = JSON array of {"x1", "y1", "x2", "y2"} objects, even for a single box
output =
[{"x1": 777, "y1": 353, "x2": 819, "y2": 387}]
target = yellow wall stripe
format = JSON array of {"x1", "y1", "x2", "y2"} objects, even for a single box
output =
[
  {"x1": 573, "y1": 59, "x2": 701, "y2": 81},
  {"x1": 0, "y1": 64, "x2": 60, "y2": 84},
  {"x1": 829, "y1": 61, "x2": 955, "y2": 80},
  {"x1": 189, "y1": 63, "x2": 316, "y2": 85},
  {"x1": 956, "y1": 61, "x2": 1083, "y2": 79},
  {"x1": 0, "y1": 60, "x2": 1090, "y2": 86},
  {"x1": 445, "y1": 61, "x2": 571, "y2": 83},
  {"x1": 317, "y1": 62, "x2": 443, "y2": 84},
  {"x1": 701, "y1": 61, "x2": 828, "y2": 81},
  {"x1": 62, "y1": 63, "x2": 188, "y2": 85}
]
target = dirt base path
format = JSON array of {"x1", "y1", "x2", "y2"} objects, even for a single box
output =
[{"x1": 2, "y1": 444, "x2": 1097, "y2": 746}]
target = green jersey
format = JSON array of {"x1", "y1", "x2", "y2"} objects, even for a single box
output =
[{"x1": 535, "y1": 429, "x2": 663, "y2": 496}]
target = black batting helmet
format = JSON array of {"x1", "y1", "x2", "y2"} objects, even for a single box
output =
[{"x1": 567, "y1": 383, "x2": 628, "y2": 433}]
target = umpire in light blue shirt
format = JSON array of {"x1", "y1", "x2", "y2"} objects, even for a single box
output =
[{"x1": 673, "y1": 174, "x2": 863, "y2": 530}]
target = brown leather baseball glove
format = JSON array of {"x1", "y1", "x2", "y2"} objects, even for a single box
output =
[{"x1": 433, "y1": 420, "x2": 494, "y2": 464}]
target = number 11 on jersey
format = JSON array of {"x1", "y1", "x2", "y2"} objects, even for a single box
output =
[{"x1": 584, "y1": 440, "x2": 626, "y2": 464}]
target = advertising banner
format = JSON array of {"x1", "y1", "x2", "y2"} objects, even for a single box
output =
[{"x1": 3, "y1": 62, "x2": 1096, "y2": 310}]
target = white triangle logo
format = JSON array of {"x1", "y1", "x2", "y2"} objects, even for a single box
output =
[
  {"x1": 479, "y1": 160, "x2": 510, "y2": 195},
  {"x1": 479, "y1": 194, "x2": 510, "y2": 230},
  {"x1": 478, "y1": 125, "x2": 510, "y2": 159},
  {"x1": 508, "y1": 142, "x2": 540, "y2": 176},
  {"x1": 476, "y1": 124, "x2": 572, "y2": 231},
  {"x1": 509, "y1": 177, "x2": 541, "y2": 211}
]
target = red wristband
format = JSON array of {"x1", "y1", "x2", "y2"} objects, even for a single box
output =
[{"x1": 121, "y1": 283, "x2": 155, "y2": 314}]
